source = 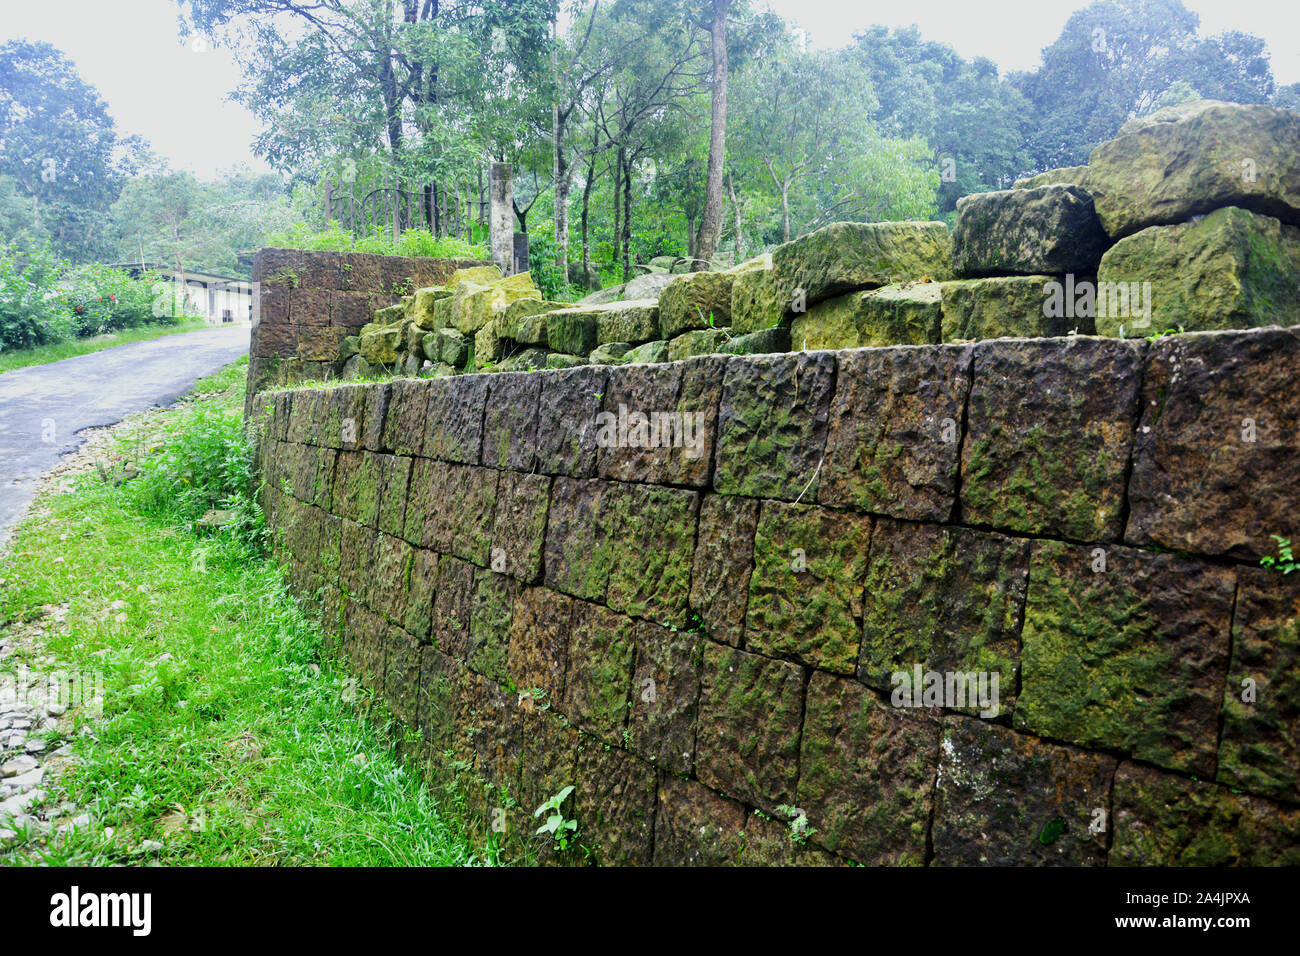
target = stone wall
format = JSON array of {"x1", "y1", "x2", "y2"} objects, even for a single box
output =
[
  {"x1": 248, "y1": 322, "x2": 1300, "y2": 866},
  {"x1": 246, "y1": 248, "x2": 491, "y2": 411}
]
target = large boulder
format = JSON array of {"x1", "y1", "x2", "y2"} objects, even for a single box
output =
[
  {"x1": 410, "y1": 285, "x2": 452, "y2": 329},
  {"x1": 446, "y1": 264, "x2": 503, "y2": 287},
  {"x1": 473, "y1": 319, "x2": 507, "y2": 368},
  {"x1": 719, "y1": 327, "x2": 790, "y2": 356},
  {"x1": 449, "y1": 274, "x2": 542, "y2": 335},
  {"x1": 514, "y1": 312, "x2": 550, "y2": 347},
  {"x1": 1088, "y1": 100, "x2": 1300, "y2": 238},
  {"x1": 447, "y1": 281, "x2": 491, "y2": 334},
  {"x1": 595, "y1": 299, "x2": 660, "y2": 344},
  {"x1": 546, "y1": 353, "x2": 589, "y2": 369},
  {"x1": 434, "y1": 327, "x2": 469, "y2": 367},
  {"x1": 1094, "y1": 205, "x2": 1300, "y2": 335},
  {"x1": 791, "y1": 282, "x2": 942, "y2": 350},
  {"x1": 952, "y1": 185, "x2": 1110, "y2": 276},
  {"x1": 589, "y1": 342, "x2": 632, "y2": 365},
  {"x1": 498, "y1": 298, "x2": 566, "y2": 338},
  {"x1": 771, "y1": 220, "x2": 953, "y2": 306},
  {"x1": 546, "y1": 308, "x2": 600, "y2": 355},
  {"x1": 497, "y1": 348, "x2": 549, "y2": 372},
  {"x1": 667, "y1": 328, "x2": 731, "y2": 361},
  {"x1": 730, "y1": 260, "x2": 787, "y2": 334},
  {"x1": 372, "y1": 304, "x2": 404, "y2": 325},
  {"x1": 578, "y1": 283, "x2": 626, "y2": 306},
  {"x1": 622, "y1": 339, "x2": 669, "y2": 364},
  {"x1": 658, "y1": 271, "x2": 734, "y2": 338},
  {"x1": 1013, "y1": 166, "x2": 1089, "y2": 190},
  {"x1": 623, "y1": 271, "x2": 676, "y2": 300},
  {"x1": 940, "y1": 276, "x2": 1092, "y2": 341},
  {"x1": 340, "y1": 353, "x2": 372, "y2": 380},
  {"x1": 359, "y1": 323, "x2": 402, "y2": 365}
]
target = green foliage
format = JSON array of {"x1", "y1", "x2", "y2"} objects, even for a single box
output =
[
  {"x1": 775, "y1": 804, "x2": 817, "y2": 846},
  {"x1": 521, "y1": 222, "x2": 573, "y2": 301},
  {"x1": 62, "y1": 262, "x2": 184, "y2": 335},
  {"x1": 0, "y1": 40, "x2": 144, "y2": 263},
  {"x1": 0, "y1": 237, "x2": 187, "y2": 353},
  {"x1": 1038, "y1": 816, "x2": 1069, "y2": 845},
  {"x1": 1013, "y1": 0, "x2": 1275, "y2": 171},
  {"x1": 0, "y1": 236, "x2": 74, "y2": 350},
  {"x1": 0, "y1": 363, "x2": 486, "y2": 865},
  {"x1": 107, "y1": 167, "x2": 297, "y2": 278},
  {"x1": 1260, "y1": 535, "x2": 1299, "y2": 574},
  {"x1": 126, "y1": 373, "x2": 264, "y2": 551},
  {"x1": 533, "y1": 785, "x2": 580, "y2": 852},
  {"x1": 1144, "y1": 325, "x2": 1185, "y2": 343},
  {"x1": 264, "y1": 221, "x2": 488, "y2": 261}
]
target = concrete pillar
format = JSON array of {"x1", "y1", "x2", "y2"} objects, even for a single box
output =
[{"x1": 489, "y1": 161, "x2": 514, "y2": 275}]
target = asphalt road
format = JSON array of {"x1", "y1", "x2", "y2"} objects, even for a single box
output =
[{"x1": 0, "y1": 325, "x2": 250, "y2": 544}]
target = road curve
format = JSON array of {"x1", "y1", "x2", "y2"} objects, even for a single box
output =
[{"x1": 0, "y1": 325, "x2": 250, "y2": 543}]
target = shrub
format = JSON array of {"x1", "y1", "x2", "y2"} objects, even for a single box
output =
[
  {"x1": 128, "y1": 401, "x2": 264, "y2": 550},
  {"x1": 62, "y1": 263, "x2": 178, "y2": 335},
  {"x1": 0, "y1": 236, "x2": 74, "y2": 351},
  {"x1": 523, "y1": 224, "x2": 573, "y2": 301},
  {"x1": 265, "y1": 221, "x2": 489, "y2": 261}
]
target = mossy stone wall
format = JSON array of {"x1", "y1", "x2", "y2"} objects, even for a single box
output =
[{"x1": 248, "y1": 325, "x2": 1300, "y2": 866}]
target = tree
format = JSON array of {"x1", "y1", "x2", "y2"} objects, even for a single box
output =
[
  {"x1": 692, "y1": 0, "x2": 729, "y2": 269},
  {"x1": 108, "y1": 167, "x2": 296, "y2": 277},
  {"x1": 0, "y1": 40, "x2": 141, "y2": 261},
  {"x1": 183, "y1": 0, "x2": 556, "y2": 232},
  {"x1": 848, "y1": 28, "x2": 1029, "y2": 214},
  {"x1": 1012, "y1": 0, "x2": 1276, "y2": 171}
]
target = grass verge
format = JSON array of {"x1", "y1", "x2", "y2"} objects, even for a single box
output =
[
  {"x1": 0, "y1": 320, "x2": 213, "y2": 375},
  {"x1": 0, "y1": 358, "x2": 488, "y2": 865}
]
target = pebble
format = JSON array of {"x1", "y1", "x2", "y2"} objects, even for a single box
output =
[
  {"x1": 1, "y1": 756, "x2": 37, "y2": 778},
  {"x1": 8, "y1": 768, "x2": 43, "y2": 790},
  {"x1": 57, "y1": 813, "x2": 91, "y2": 835}
]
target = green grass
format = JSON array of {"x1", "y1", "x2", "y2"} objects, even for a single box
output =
[
  {"x1": 0, "y1": 320, "x2": 213, "y2": 375},
  {"x1": 0, "y1": 360, "x2": 489, "y2": 866}
]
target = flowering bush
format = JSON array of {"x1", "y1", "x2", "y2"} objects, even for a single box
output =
[
  {"x1": 0, "y1": 237, "x2": 188, "y2": 352},
  {"x1": 0, "y1": 237, "x2": 74, "y2": 351},
  {"x1": 62, "y1": 262, "x2": 174, "y2": 335}
]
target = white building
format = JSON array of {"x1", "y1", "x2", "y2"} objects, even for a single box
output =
[{"x1": 109, "y1": 263, "x2": 255, "y2": 324}]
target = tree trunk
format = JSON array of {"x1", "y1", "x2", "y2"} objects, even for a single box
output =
[
  {"x1": 781, "y1": 181, "x2": 791, "y2": 242},
  {"x1": 580, "y1": 151, "x2": 596, "y2": 280},
  {"x1": 613, "y1": 147, "x2": 624, "y2": 268},
  {"x1": 621, "y1": 156, "x2": 633, "y2": 282},
  {"x1": 555, "y1": 157, "x2": 571, "y2": 284},
  {"x1": 692, "y1": 0, "x2": 730, "y2": 271},
  {"x1": 551, "y1": 14, "x2": 569, "y2": 282},
  {"x1": 727, "y1": 171, "x2": 743, "y2": 260}
]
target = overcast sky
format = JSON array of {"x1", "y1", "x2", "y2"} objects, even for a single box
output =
[{"x1": 3, "y1": 0, "x2": 1297, "y2": 179}]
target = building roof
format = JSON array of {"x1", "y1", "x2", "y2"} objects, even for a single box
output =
[{"x1": 103, "y1": 262, "x2": 254, "y2": 286}]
